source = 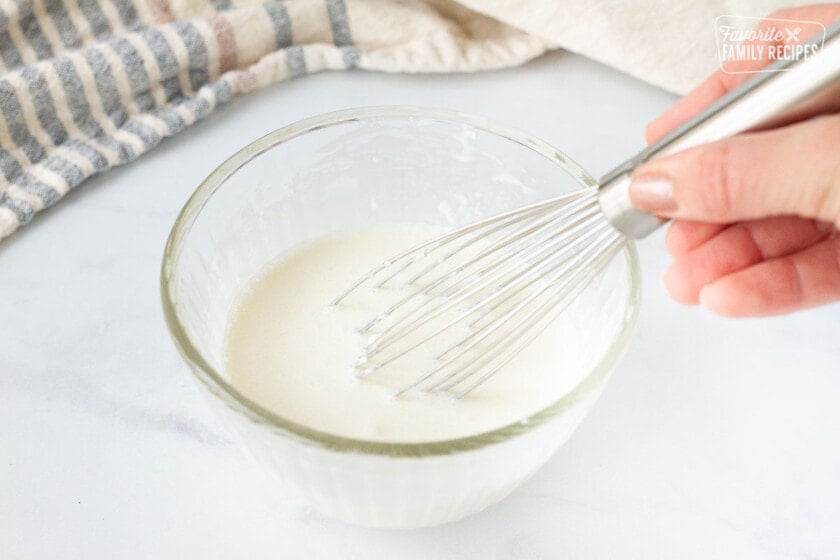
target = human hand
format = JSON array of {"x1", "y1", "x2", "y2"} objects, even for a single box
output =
[{"x1": 629, "y1": 4, "x2": 840, "y2": 317}]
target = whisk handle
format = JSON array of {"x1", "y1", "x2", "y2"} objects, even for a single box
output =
[{"x1": 598, "y1": 20, "x2": 840, "y2": 238}]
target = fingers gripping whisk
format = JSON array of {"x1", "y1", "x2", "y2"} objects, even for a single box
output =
[{"x1": 331, "y1": 187, "x2": 626, "y2": 399}]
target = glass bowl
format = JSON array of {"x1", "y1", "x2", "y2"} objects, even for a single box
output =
[{"x1": 161, "y1": 106, "x2": 641, "y2": 529}]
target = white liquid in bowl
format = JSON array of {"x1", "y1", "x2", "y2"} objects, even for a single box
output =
[{"x1": 225, "y1": 222, "x2": 622, "y2": 443}]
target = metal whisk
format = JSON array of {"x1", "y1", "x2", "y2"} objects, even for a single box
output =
[
  {"x1": 332, "y1": 187, "x2": 625, "y2": 398},
  {"x1": 334, "y1": 24, "x2": 840, "y2": 398}
]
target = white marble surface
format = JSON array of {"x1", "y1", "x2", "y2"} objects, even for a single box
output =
[{"x1": 2, "y1": 51, "x2": 839, "y2": 559}]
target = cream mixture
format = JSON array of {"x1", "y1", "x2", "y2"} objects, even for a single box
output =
[{"x1": 225, "y1": 223, "x2": 597, "y2": 443}]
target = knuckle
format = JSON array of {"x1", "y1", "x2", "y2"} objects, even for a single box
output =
[
  {"x1": 811, "y1": 114, "x2": 840, "y2": 143},
  {"x1": 692, "y1": 140, "x2": 737, "y2": 218},
  {"x1": 805, "y1": 116, "x2": 840, "y2": 225}
]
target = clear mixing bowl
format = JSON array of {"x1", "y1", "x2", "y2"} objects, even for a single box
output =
[{"x1": 161, "y1": 106, "x2": 641, "y2": 529}]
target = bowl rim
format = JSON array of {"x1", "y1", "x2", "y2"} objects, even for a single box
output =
[{"x1": 160, "y1": 105, "x2": 641, "y2": 457}]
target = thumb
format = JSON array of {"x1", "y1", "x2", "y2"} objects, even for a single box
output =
[{"x1": 629, "y1": 115, "x2": 840, "y2": 228}]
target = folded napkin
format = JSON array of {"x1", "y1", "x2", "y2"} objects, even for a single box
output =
[{"x1": 0, "y1": 0, "x2": 799, "y2": 240}]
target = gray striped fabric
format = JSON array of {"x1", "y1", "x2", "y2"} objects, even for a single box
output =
[{"x1": 0, "y1": 0, "x2": 547, "y2": 240}]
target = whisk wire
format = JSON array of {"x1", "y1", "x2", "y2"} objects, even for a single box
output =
[
  {"x1": 361, "y1": 207, "x2": 607, "y2": 361},
  {"x1": 330, "y1": 188, "x2": 593, "y2": 306},
  {"x1": 433, "y1": 236, "x2": 624, "y2": 398},
  {"x1": 417, "y1": 226, "x2": 619, "y2": 392},
  {"x1": 336, "y1": 186, "x2": 627, "y2": 397}
]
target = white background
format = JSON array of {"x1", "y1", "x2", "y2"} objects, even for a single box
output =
[{"x1": 2, "y1": 51, "x2": 839, "y2": 559}]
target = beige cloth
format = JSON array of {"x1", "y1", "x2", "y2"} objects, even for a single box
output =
[
  {"x1": 358, "y1": 0, "x2": 805, "y2": 93},
  {"x1": 456, "y1": 0, "x2": 811, "y2": 93}
]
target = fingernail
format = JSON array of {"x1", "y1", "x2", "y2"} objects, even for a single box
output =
[{"x1": 629, "y1": 176, "x2": 677, "y2": 213}]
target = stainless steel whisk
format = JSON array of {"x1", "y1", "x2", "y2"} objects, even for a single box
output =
[{"x1": 334, "y1": 24, "x2": 840, "y2": 398}]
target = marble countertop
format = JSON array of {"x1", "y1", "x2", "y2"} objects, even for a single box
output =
[{"x1": 2, "y1": 51, "x2": 839, "y2": 559}]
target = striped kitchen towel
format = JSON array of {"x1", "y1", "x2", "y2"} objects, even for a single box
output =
[{"x1": 0, "y1": 0, "x2": 798, "y2": 241}]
